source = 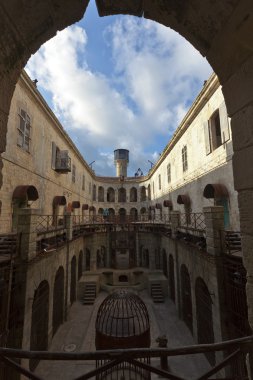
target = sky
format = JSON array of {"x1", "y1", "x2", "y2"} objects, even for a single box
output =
[{"x1": 26, "y1": 0, "x2": 212, "y2": 177}]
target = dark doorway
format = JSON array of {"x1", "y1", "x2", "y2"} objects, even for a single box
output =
[
  {"x1": 52, "y1": 267, "x2": 64, "y2": 336},
  {"x1": 180, "y1": 265, "x2": 193, "y2": 333},
  {"x1": 195, "y1": 277, "x2": 215, "y2": 365},
  {"x1": 78, "y1": 250, "x2": 83, "y2": 279},
  {"x1": 30, "y1": 280, "x2": 49, "y2": 371}
]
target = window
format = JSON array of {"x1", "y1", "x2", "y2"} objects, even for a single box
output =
[
  {"x1": 89, "y1": 182, "x2": 91, "y2": 194},
  {"x1": 17, "y1": 109, "x2": 31, "y2": 152},
  {"x1": 204, "y1": 103, "x2": 230, "y2": 155},
  {"x1": 82, "y1": 175, "x2": 85, "y2": 191},
  {"x1": 209, "y1": 111, "x2": 222, "y2": 150},
  {"x1": 158, "y1": 174, "x2": 161, "y2": 190},
  {"x1": 72, "y1": 164, "x2": 76, "y2": 183},
  {"x1": 167, "y1": 163, "x2": 171, "y2": 184},
  {"x1": 182, "y1": 145, "x2": 188, "y2": 172}
]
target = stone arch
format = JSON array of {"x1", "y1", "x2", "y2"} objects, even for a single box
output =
[
  {"x1": 162, "y1": 249, "x2": 168, "y2": 278},
  {"x1": 118, "y1": 187, "x2": 126, "y2": 203},
  {"x1": 70, "y1": 255, "x2": 77, "y2": 304},
  {"x1": 30, "y1": 280, "x2": 49, "y2": 370},
  {"x1": 98, "y1": 186, "x2": 104, "y2": 202},
  {"x1": 169, "y1": 255, "x2": 175, "y2": 302},
  {"x1": 78, "y1": 250, "x2": 83, "y2": 279},
  {"x1": 52, "y1": 266, "x2": 64, "y2": 336},
  {"x1": 107, "y1": 187, "x2": 115, "y2": 202},
  {"x1": 195, "y1": 277, "x2": 215, "y2": 366},
  {"x1": 180, "y1": 264, "x2": 193, "y2": 333},
  {"x1": 108, "y1": 207, "x2": 115, "y2": 222},
  {"x1": 130, "y1": 187, "x2": 137, "y2": 202}
]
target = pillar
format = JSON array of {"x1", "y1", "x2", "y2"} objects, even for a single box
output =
[
  {"x1": 65, "y1": 211, "x2": 72, "y2": 241},
  {"x1": 203, "y1": 206, "x2": 224, "y2": 256},
  {"x1": 17, "y1": 208, "x2": 40, "y2": 261},
  {"x1": 170, "y1": 211, "x2": 180, "y2": 239}
]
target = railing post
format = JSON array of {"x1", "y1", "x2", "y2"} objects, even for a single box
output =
[
  {"x1": 65, "y1": 211, "x2": 73, "y2": 241},
  {"x1": 17, "y1": 208, "x2": 40, "y2": 261},
  {"x1": 203, "y1": 206, "x2": 225, "y2": 255},
  {"x1": 170, "y1": 211, "x2": 180, "y2": 238}
]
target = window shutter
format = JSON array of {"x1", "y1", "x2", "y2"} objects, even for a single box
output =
[
  {"x1": 219, "y1": 101, "x2": 230, "y2": 143},
  {"x1": 51, "y1": 142, "x2": 57, "y2": 169},
  {"x1": 204, "y1": 120, "x2": 211, "y2": 155}
]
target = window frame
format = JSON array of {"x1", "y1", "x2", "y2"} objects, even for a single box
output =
[
  {"x1": 17, "y1": 109, "x2": 31, "y2": 152},
  {"x1": 167, "y1": 163, "x2": 171, "y2": 184}
]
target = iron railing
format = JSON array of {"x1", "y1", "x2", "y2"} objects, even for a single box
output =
[
  {"x1": 179, "y1": 213, "x2": 206, "y2": 232},
  {"x1": 73, "y1": 214, "x2": 172, "y2": 225},
  {"x1": 36, "y1": 215, "x2": 66, "y2": 233},
  {"x1": 0, "y1": 335, "x2": 252, "y2": 380}
]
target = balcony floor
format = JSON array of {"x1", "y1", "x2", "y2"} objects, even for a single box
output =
[{"x1": 35, "y1": 290, "x2": 211, "y2": 379}]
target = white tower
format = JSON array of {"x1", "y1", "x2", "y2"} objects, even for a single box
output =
[{"x1": 114, "y1": 149, "x2": 129, "y2": 178}]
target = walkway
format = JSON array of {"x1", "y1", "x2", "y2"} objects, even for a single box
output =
[{"x1": 36, "y1": 290, "x2": 210, "y2": 379}]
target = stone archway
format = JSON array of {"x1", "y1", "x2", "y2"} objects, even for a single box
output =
[
  {"x1": 1, "y1": 0, "x2": 253, "y2": 330},
  {"x1": 30, "y1": 280, "x2": 49, "y2": 370}
]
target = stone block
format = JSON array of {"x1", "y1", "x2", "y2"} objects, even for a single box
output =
[
  {"x1": 231, "y1": 104, "x2": 253, "y2": 152},
  {"x1": 233, "y1": 146, "x2": 253, "y2": 190}
]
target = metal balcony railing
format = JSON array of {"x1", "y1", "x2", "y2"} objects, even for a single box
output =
[
  {"x1": 179, "y1": 213, "x2": 206, "y2": 232},
  {"x1": 0, "y1": 335, "x2": 252, "y2": 380}
]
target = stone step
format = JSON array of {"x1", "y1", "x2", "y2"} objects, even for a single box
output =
[
  {"x1": 151, "y1": 283, "x2": 164, "y2": 303},
  {"x1": 82, "y1": 282, "x2": 97, "y2": 305}
]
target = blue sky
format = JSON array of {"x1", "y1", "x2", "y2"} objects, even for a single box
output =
[{"x1": 26, "y1": 0, "x2": 212, "y2": 176}]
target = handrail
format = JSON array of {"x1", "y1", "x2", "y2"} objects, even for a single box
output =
[{"x1": 0, "y1": 335, "x2": 252, "y2": 380}]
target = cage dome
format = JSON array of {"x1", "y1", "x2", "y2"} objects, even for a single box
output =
[{"x1": 95, "y1": 290, "x2": 150, "y2": 349}]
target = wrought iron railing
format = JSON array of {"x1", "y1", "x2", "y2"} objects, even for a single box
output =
[
  {"x1": 73, "y1": 214, "x2": 172, "y2": 225},
  {"x1": 0, "y1": 335, "x2": 252, "y2": 380},
  {"x1": 36, "y1": 215, "x2": 66, "y2": 233},
  {"x1": 179, "y1": 213, "x2": 206, "y2": 232}
]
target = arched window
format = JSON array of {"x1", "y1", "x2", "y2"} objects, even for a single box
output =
[
  {"x1": 98, "y1": 186, "x2": 104, "y2": 202},
  {"x1": 140, "y1": 186, "x2": 146, "y2": 202},
  {"x1": 118, "y1": 187, "x2": 126, "y2": 202},
  {"x1": 86, "y1": 249, "x2": 90, "y2": 271},
  {"x1": 107, "y1": 187, "x2": 115, "y2": 202},
  {"x1": 147, "y1": 184, "x2": 151, "y2": 200},
  {"x1": 119, "y1": 208, "x2": 126, "y2": 223},
  {"x1": 130, "y1": 187, "x2": 137, "y2": 202}
]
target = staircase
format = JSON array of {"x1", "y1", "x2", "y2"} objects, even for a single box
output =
[
  {"x1": 82, "y1": 282, "x2": 97, "y2": 305},
  {"x1": 151, "y1": 283, "x2": 164, "y2": 303},
  {"x1": 225, "y1": 231, "x2": 241, "y2": 254},
  {"x1": 0, "y1": 234, "x2": 17, "y2": 255}
]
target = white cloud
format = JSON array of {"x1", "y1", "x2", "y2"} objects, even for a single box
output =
[{"x1": 26, "y1": 17, "x2": 212, "y2": 176}]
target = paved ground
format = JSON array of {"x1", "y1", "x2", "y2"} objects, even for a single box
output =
[{"x1": 36, "y1": 290, "x2": 211, "y2": 379}]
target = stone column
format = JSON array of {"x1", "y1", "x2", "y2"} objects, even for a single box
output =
[
  {"x1": 170, "y1": 211, "x2": 180, "y2": 239},
  {"x1": 65, "y1": 211, "x2": 72, "y2": 241},
  {"x1": 17, "y1": 208, "x2": 40, "y2": 261},
  {"x1": 203, "y1": 206, "x2": 225, "y2": 256}
]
